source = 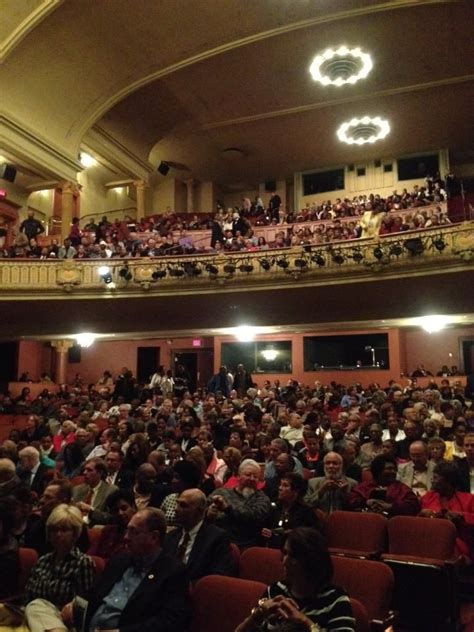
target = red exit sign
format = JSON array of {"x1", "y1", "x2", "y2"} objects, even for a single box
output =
[
  {"x1": 0, "y1": 189, "x2": 7, "y2": 199},
  {"x1": 192, "y1": 339, "x2": 202, "y2": 347}
]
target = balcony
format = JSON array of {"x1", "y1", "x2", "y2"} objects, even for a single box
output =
[{"x1": 1, "y1": 222, "x2": 473, "y2": 299}]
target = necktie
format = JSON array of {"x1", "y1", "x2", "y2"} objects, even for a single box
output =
[
  {"x1": 177, "y1": 531, "x2": 190, "y2": 562},
  {"x1": 84, "y1": 487, "x2": 93, "y2": 506}
]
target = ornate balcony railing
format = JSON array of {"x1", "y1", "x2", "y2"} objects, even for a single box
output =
[{"x1": 1, "y1": 222, "x2": 473, "y2": 298}]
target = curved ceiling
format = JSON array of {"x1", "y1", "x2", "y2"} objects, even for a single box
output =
[{"x1": 1, "y1": 0, "x2": 474, "y2": 184}]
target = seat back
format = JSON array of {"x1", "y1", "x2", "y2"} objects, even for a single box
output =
[
  {"x1": 190, "y1": 575, "x2": 266, "y2": 632},
  {"x1": 326, "y1": 511, "x2": 387, "y2": 556},
  {"x1": 387, "y1": 515, "x2": 457, "y2": 560},
  {"x1": 332, "y1": 555, "x2": 394, "y2": 624},
  {"x1": 229, "y1": 542, "x2": 241, "y2": 572},
  {"x1": 239, "y1": 546, "x2": 284, "y2": 584},
  {"x1": 18, "y1": 547, "x2": 39, "y2": 592},
  {"x1": 350, "y1": 598, "x2": 371, "y2": 632},
  {"x1": 89, "y1": 554, "x2": 106, "y2": 578}
]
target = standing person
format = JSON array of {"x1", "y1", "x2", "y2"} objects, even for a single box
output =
[
  {"x1": 19, "y1": 210, "x2": 45, "y2": 243},
  {"x1": 233, "y1": 363, "x2": 253, "y2": 397},
  {"x1": 208, "y1": 366, "x2": 233, "y2": 397},
  {"x1": 236, "y1": 528, "x2": 355, "y2": 632},
  {"x1": 268, "y1": 191, "x2": 282, "y2": 223}
]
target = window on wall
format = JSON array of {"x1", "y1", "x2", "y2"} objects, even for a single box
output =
[
  {"x1": 302, "y1": 169, "x2": 344, "y2": 195},
  {"x1": 397, "y1": 153, "x2": 439, "y2": 181},
  {"x1": 221, "y1": 341, "x2": 292, "y2": 374},
  {"x1": 303, "y1": 334, "x2": 389, "y2": 370}
]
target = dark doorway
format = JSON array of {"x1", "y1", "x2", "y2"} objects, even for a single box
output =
[
  {"x1": 137, "y1": 347, "x2": 160, "y2": 384},
  {"x1": 0, "y1": 342, "x2": 18, "y2": 389},
  {"x1": 174, "y1": 352, "x2": 198, "y2": 393},
  {"x1": 461, "y1": 339, "x2": 474, "y2": 375}
]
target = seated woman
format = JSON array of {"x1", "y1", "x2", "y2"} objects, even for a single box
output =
[
  {"x1": 347, "y1": 454, "x2": 420, "y2": 516},
  {"x1": 261, "y1": 473, "x2": 322, "y2": 549},
  {"x1": 88, "y1": 489, "x2": 136, "y2": 559},
  {"x1": 420, "y1": 461, "x2": 474, "y2": 559},
  {"x1": 24, "y1": 504, "x2": 95, "y2": 632},
  {"x1": 236, "y1": 527, "x2": 355, "y2": 632}
]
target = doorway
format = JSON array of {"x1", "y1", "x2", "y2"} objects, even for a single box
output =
[
  {"x1": 137, "y1": 347, "x2": 160, "y2": 384},
  {"x1": 0, "y1": 342, "x2": 18, "y2": 390},
  {"x1": 461, "y1": 339, "x2": 474, "y2": 375},
  {"x1": 174, "y1": 352, "x2": 198, "y2": 393}
]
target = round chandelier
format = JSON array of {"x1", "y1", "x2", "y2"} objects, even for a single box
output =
[
  {"x1": 309, "y1": 46, "x2": 373, "y2": 86},
  {"x1": 337, "y1": 116, "x2": 390, "y2": 145}
]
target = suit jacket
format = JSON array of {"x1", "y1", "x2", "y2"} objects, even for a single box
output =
[
  {"x1": 85, "y1": 551, "x2": 191, "y2": 632},
  {"x1": 19, "y1": 462, "x2": 49, "y2": 496},
  {"x1": 305, "y1": 476, "x2": 358, "y2": 512},
  {"x1": 397, "y1": 461, "x2": 435, "y2": 494},
  {"x1": 454, "y1": 457, "x2": 472, "y2": 493},
  {"x1": 112, "y1": 467, "x2": 135, "y2": 490},
  {"x1": 163, "y1": 522, "x2": 235, "y2": 582},
  {"x1": 72, "y1": 480, "x2": 118, "y2": 525}
]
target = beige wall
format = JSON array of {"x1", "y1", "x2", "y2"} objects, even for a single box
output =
[
  {"x1": 152, "y1": 178, "x2": 176, "y2": 213},
  {"x1": 0, "y1": 180, "x2": 29, "y2": 209},
  {"x1": 175, "y1": 179, "x2": 187, "y2": 213},
  {"x1": 27, "y1": 189, "x2": 54, "y2": 218}
]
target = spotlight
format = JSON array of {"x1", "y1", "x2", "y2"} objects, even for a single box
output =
[
  {"x1": 294, "y1": 258, "x2": 308, "y2": 269},
  {"x1": 183, "y1": 262, "x2": 202, "y2": 276},
  {"x1": 206, "y1": 264, "x2": 219, "y2": 276},
  {"x1": 169, "y1": 266, "x2": 184, "y2": 277},
  {"x1": 433, "y1": 237, "x2": 446, "y2": 252},
  {"x1": 118, "y1": 265, "x2": 132, "y2": 281},
  {"x1": 224, "y1": 264, "x2": 236, "y2": 275},
  {"x1": 277, "y1": 257, "x2": 289, "y2": 269},
  {"x1": 98, "y1": 265, "x2": 113, "y2": 284},
  {"x1": 373, "y1": 246, "x2": 384, "y2": 260},
  {"x1": 389, "y1": 243, "x2": 403, "y2": 257},
  {"x1": 404, "y1": 238, "x2": 424, "y2": 256},
  {"x1": 238, "y1": 263, "x2": 254, "y2": 273},
  {"x1": 152, "y1": 268, "x2": 166, "y2": 280},
  {"x1": 260, "y1": 258, "x2": 272, "y2": 271},
  {"x1": 332, "y1": 252, "x2": 345, "y2": 265},
  {"x1": 351, "y1": 250, "x2": 364, "y2": 263},
  {"x1": 311, "y1": 253, "x2": 325, "y2": 267}
]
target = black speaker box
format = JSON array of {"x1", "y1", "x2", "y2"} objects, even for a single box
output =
[
  {"x1": 157, "y1": 161, "x2": 170, "y2": 176},
  {"x1": 348, "y1": 164, "x2": 354, "y2": 172},
  {"x1": 265, "y1": 179, "x2": 276, "y2": 192},
  {"x1": 374, "y1": 159, "x2": 382, "y2": 168},
  {"x1": 0, "y1": 164, "x2": 16, "y2": 183}
]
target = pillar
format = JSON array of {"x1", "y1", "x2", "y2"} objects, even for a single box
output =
[
  {"x1": 134, "y1": 180, "x2": 148, "y2": 218},
  {"x1": 51, "y1": 340, "x2": 73, "y2": 385},
  {"x1": 185, "y1": 179, "x2": 195, "y2": 213},
  {"x1": 60, "y1": 181, "x2": 80, "y2": 242}
]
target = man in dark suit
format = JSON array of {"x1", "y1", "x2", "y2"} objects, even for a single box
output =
[
  {"x1": 84, "y1": 507, "x2": 190, "y2": 632},
  {"x1": 105, "y1": 449, "x2": 134, "y2": 489},
  {"x1": 17, "y1": 446, "x2": 49, "y2": 496},
  {"x1": 164, "y1": 488, "x2": 235, "y2": 582}
]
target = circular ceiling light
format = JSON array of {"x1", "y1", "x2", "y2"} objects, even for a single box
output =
[
  {"x1": 337, "y1": 116, "x2": 390, "y2": 145},
  {"x1": 309, "y1": 46, "x2": 373, "y2": 86},
  {"x1": 75, "y1": 333, "x2": 96, "y2": 348}
]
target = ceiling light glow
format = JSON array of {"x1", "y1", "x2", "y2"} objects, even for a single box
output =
[
  {"x1": 337, "y1": 116, "x2": 390, "y2": 145},
  {"x1": 417, "y1": 315, "x2": 451, "y2": 334},
  {"x1": 80, "y1": 152, "x2": 97, "y2": 168},
  {"x1": 310, "y1": 46, "x2": 373, "y2": 86},
  {"x1": 261, "y1": 349, "x2": 278, "y2": 361},
  {"x1": 233, "y1": 325, "x2": 258, "y2": 342},
  {"x1": 75, "y1": 333, "x2": 96, "y2": 348}
]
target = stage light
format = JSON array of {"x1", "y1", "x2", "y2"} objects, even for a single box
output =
[
  {"x1": 294, "y1": 258, "x2": 308, "y2": 269},
  {"x1": 277, "y1": 257, "x2": 289, "y2": 269},
  {"x1": 183, "y1": 262, "x2": 202, "y2": 276},
  {"x1": 98, "y1": 265, "x2": 113, "y2": 284},
  {"x1": 332, "y1": 252, "x2": 345, "y2": 265},
  {"x1": 238, "y1": 263, "x2": 254, "y2": 273},
  {"x1": 206, "y1": 264, "x2": 219, "y2": 275},
  {"x1": 118, "y1": 265, "x2": 132, "y2": 281},
  {"x1": 260, "y1": 258, "x2": 272, "y2": 270},
  {"x1": 389, "y1": 243, "x2": 403, "y2": 257},
  {"x1": 351, "y1": 250, "x2": 364, "y2": 263},
  {"x1": 373, "y1": 246, "x2": 384, "y2": 260},
  {"x1": 169, "y1": 266, "x2": 184, "y2": 277},
  {"x1": 433, "y1": 236, "x2": 446, "y2": 251},
  {"x1": 311, "y1": 253, "x2": 326, "y2": 266},
  {"x1": 152, "y1": 268, "x2": 167, "y2": 280},
  {"x1": 224, "y1": 263, "x2": 236, "y2": 275},
  {"x1": 404, "y1": 238, "x2": 424, "y2": 256}
]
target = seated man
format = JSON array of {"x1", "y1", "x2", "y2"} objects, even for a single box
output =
[
  {"x1": 348, "y1": 454, "x2": 420, "y2": 516},
  {"x1": 72, "y1": 457, "x2": 118, "y2": 525},
  {"x1": 208, "y1": 459, "x2": 272, "y2": 549},
  {"x1": 305, "y1": 452, "x2": 357, "y2": 513},
  {"x1": 17, "y1": 446, "x2": 50, "y2": 496},
  {"x1": 163, "y1": 488, "x2": 235, "y2": 582},
  {"x1": 104, "y1": 449, "x2": 134, "y2": 489},
  {"x1": 397, "y1": 440, "x2": 435, "y2": 498}
]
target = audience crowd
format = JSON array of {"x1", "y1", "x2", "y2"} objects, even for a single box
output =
[
  {"x1": 0, "y1": 180, "x2": 452, "y2": 260},
  {"x1": 0, "y1": 361, "x2": 473, "y2": 631}
]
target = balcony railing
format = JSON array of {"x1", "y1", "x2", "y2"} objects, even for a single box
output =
[{"x1": 1, "y1": 222, "x2": 473, "y2": 297}]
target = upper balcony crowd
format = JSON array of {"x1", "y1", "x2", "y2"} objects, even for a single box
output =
[{"x1": 0, "y1": 176, "x2": 454, "y2": 260}]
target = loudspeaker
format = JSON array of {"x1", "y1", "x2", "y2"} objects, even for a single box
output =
[
  {"x1": 157, "y1": 161, "x2": 170, "y2": 176},
  {"x1": 374, "y1": 159, "x2": 382, "y2": 168},
  {"x1": 265, "y1": 179, "x2": 276, "y2": 192},
  {"x1": 348, "y1": 164, "x2": 354, "y2": 172},
  {"x1": 0, "y1": 164, "x2": 16, "y2": 183}
]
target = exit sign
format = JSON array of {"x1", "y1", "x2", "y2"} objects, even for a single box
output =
[
  {"x1": 0, "y1": 189, "x2": 7, "y2": 199},
  {"x1": 192, "y1": 339, "x2": 202, "y2": 347}
]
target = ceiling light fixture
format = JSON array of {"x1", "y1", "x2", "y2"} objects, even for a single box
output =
[
  {"x1": 79, "y1": 152, "x2": 97, "y2": 168},
  {"x1": 75, "y1": 333, "x2": 96, "y2": 348},
  {"x1": 310, "y1": 46, "x2": 373, "y2": 86},
  {"x1": 337, "y1": 116, "x2": 390, "y2": 145},
  {"x1": 261, "y1": 349, "x2": 278, "y2": 361},
  {"x1": 234, "y1": 325, "x2": 258, "y2": 342},
  {"x1": 417, "y1": 315, "x2": 451, "y2": 334}
]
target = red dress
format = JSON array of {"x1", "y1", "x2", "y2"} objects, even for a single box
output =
[{"x1": 421, "y1": 491, "x2": 474, "y2": 558}]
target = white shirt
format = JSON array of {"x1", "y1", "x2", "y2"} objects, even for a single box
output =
[{"x1": 178, "y1": 520, "x2": 204, "y2": 564}]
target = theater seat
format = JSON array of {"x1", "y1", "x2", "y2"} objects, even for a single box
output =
[
  {"x1": 190, "y1": 575, "x2": 266, "y2": 632},
  {"x1": 18, "y1": 547, "x2": 39, "y2": 593},
  {"x1": 89, "y1": 555, "x2": 106, "y2": 578},
  {"x1": 331, "y1": 555, "x2": 395, "y2": 631},
  {"x1": 326, "y1": 511, "x2": 387, "y2": 559},
  {"x1": 239, "y1": 547, "x2": 284, "y2": 584},
  {"x1": 381, "y1": 516, "x2": 459, "y2": 628},
  {"x1": 350, "y1": 598, "x2": 371, "y2": 632}
]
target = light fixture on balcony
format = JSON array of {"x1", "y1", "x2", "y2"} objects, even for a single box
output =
[
  {"x1": 337, "y1": 116, "x2": 390, "y2": 145},
  {"x1": 261, "y1": 349, "x2": 278, "y2": 361},
  {"x1": 234, "y1": 325, "x2": 258, "y2": 342},
  {"x1": 417, "y1": 315, "x2": 451, "y2": 334},
  {"x1": 79, "y1": 152, "x2": 97, "y2": 168},
  {"x1": 98, "y1": 265, "x2": 113, "y2": 285},
  {"x1": 75, "y1": 333, "x2": 96, "y2": 348},
  {"x1": 309, "y1": 46, "x2": 373, "y2": 86}
]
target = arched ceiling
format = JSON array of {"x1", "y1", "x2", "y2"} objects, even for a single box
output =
[{"x1": 1, "y1": 0, "x2": 474, "y2": 184}]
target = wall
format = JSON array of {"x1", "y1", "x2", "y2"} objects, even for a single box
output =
[
  {"x1": 0, "y1": 180, "x2": 29, "y2": 208},
  {"x1": 17, "y1": 341, "x2": 46, "y2": 381},
  {"x1": 214, "y1": 329, "x2": 403, "y2": 389},
  {"x1": 27, "y1": 189, "x2": 54, "y2": 218},
  {"x1": 174, "y1": 179, "x2": 187, "y2": 213},
  {"x1": 400, "y1": 326, "x2": 474, "y2": 375},
  {"x1": 222, "y1": 188, "x2": 258, "y2": 210},
  {"x1": 152, "y1": 178, "x2": 177, "y2": 213}
]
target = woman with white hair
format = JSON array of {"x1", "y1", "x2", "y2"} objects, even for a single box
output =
[{"x1": 24, "y1": 504, "x2": 95, "y2": 632}]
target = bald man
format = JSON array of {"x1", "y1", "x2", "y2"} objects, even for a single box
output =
[
  {"x1": 163, "y1": 488, "x2": 235, "y2": 582},
  {"x1": 304, "y1": 451, "x2": 357, "y2": 513}
]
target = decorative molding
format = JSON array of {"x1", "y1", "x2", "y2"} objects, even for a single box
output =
[
  {"x1": 0, "y1": 114, "x2": 82, "y2": 181},
  {"x1": 50, "y1": 339, "x2": 74, "y2": 352},
  {"x1": 0, "y1": 0, "x2": 63, "y2": 64}
]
